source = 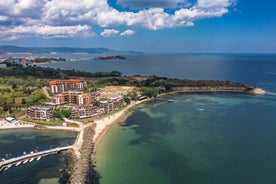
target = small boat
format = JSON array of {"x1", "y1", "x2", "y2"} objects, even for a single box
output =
[
  {"x1": 29, "y1": 158, "x2": 34, "y2": 162},
  {"x1": 16, "y1": 161, "x2": 22, "y2": 166},
  {"x1": 197, "y1": 108, "x2": 205, "y2": 111},
  {"x1": 36, "y1": 156, "x2": 41, "y2": 161},
  {"x1": 23, "y1": 159, "x2": 29, "y2": 164}
]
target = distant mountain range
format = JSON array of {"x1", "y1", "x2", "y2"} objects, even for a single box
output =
[{"x1": 0, "y1": 45, "x2": 140, "y2": 55}]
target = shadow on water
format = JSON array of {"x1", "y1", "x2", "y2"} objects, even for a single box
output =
[
  {"x1": 149, "y1": 140, "x2": 197, "y2": 184},
  {"x1": 89, "y1": 163, "x2": 101, "y2": 184},
  {"x1": 121, "y1": 109, "x2": 176, "y2": 146}
]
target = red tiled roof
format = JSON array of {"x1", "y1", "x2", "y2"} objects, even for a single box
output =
[{"x1": 50, "y1": 79, "x2": 84, "y2": 85}]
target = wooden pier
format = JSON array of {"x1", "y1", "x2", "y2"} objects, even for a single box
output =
[{"x1": 0, "y1": 146, "x2": 72, "y2": 172}]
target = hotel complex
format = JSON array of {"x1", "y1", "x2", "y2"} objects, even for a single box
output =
[
  {"x1": 27, "y1": 106, "x2": 54, "y2": 121},
  {"x1": 49, "y1": 78, "x2": 87, "y2": 94},
  {"x1": 69, "y1": 94, "x2": 125, "y2": 119},
  {"x1": 27, "y1": 78, "x2": 126, "y2": 120},
  {"x1": 52, "y1": 91, "x2": 90, "y2": 105}
]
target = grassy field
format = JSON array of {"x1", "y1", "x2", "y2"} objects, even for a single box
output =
[{"x1": 0, "y1": 76, "x2": 50, "y2": 118}]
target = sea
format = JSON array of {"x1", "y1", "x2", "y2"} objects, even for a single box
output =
[
  {"x1": 0, "y1": 129, "x2": 77, "y2": 184},
  {"x1": 1, "y1": 54, "x2": 276, "y2": 184}
]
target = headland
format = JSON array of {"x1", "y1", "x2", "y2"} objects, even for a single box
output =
[{"x1": 0, "y1": 61, "x2": 267, "y2": 183}]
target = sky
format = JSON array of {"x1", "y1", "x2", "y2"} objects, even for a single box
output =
[{"x1": 0, "y1": 0, "x2": 275, "y2": 53}]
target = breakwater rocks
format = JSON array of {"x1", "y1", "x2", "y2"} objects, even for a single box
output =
[
  {"x1": 70, "y1": 124, "x2": 100, "y2": 184},
  {"x1": 172, "y1": 86, "x2": 266, "y2": 95}
]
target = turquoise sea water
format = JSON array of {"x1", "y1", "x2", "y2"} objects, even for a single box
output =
[
  {"x1": 96, "y1": 93, "x2": 276, "y2": 184},
  {"x1": 2, "y1": 54, "x2": 276, "y2": 183}
]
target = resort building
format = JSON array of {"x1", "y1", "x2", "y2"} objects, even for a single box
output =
[
  {"x1": 69, "y1": 95, "x2": 125, "y2": 119},
  {"x1": 49, "y1": 78, "x2": 87, "y2": 94},
  {"x1": 52, "y1": 91, "x2": 90, "y2": 105},
  {"x1": 27, "y1": 106, "x2": 54, "y2": 121},
  {"x1": 70, "y1": 105, "x2": 102, "y2": 119},
  {"x1": 100, "y1": 95, "x2": 125, "y2": 113},
  {"x1": 90, "y1": 92, "x2": 100, "y2": 102}
]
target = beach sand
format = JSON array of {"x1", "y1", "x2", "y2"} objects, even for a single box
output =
[
  {"x1": 0, "y1": 121, "x2": 34, "y2": 129},
  {"x1": 93, "y1": 99, "x2": 150, "y2": 146},
  {"x1": 0, "y1": 99, "x2": 149, "y2": 158}
]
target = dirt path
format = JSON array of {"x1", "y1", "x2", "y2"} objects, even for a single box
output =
[{"x1": 42, "y1": 86, "x2": 52, "y2": 99}]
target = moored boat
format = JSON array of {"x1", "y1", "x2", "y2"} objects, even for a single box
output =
[
  {"x1": 16, "y1": 161, "x2": 22, "y2": 166},
  {"x1": 29, "y1": 158, "x2": 34, "y2": 162}
]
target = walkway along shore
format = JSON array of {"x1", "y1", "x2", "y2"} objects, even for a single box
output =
[
  {"x1": 69, "y1": 99, "x2": 151, "y2": 184},
  {"x1": 0, "y1": 86, "x2": 266, "y2": 183}
]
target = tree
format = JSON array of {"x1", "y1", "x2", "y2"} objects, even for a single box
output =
[
  {"x1": 92, "y1": 101, "x2": 101, "y2": 106},
  {"x1": 141, "y1": 87, "x2": 158, "y2": 98},
  {"x1": 124, "y1": 97, "x2": 131, "y2": 104},
  {"x1": 54, "y1": 108, "x2": 71, "y2": 120},
  {"x1": 21, "y1": 98, "x2": 26, "y2": 105},
  {"x1": 12, "y1": 83, "x2": 17, "y2": 89}
]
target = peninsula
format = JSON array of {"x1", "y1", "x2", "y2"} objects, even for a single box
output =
[
  {"x1": 94, "y1": 55, "x2": 126, "y2": 60},
  {"x1": 0, "y1": 61, "x2": 266, "y2": 183}
]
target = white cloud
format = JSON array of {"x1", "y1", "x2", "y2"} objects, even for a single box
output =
[
  {"x1": 196, "y1": 0, "x2": 235, "y2": 9},
  {"x1": 0, "y1": 0, "x2": 235, "y2": 40},
  {"x1": 120, "y1": 29, "x2": 135, "y2": 36},
  {"x1": 100, "y1": 29, "x2": 120, "y2": 37},
  {"x1": 0, "y1": 16, "x2": 8, "y2": 21},
  {"x1": 116, "y1": 0, "x2": 188, "y2": 9},
  {"x1": 0, "y1": 25, "x2": 92, "y2": 40}
]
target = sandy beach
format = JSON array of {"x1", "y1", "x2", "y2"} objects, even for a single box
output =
[
  {"x1": 0, "y1": 99, "x2": 147, "y2": 157},
  {"x1": 0, "y1": 121, "x2": 35, "y2": 129},
  {"x1": 93, "y1": 99, "x2": 150, "y2": 146}
]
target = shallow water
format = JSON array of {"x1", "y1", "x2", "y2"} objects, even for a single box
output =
[{"x1": 96, "y1": 93, "x2": 276, "y2": 184}]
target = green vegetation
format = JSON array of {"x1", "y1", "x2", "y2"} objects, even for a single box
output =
[
  {"x1": 123, "y1": 96, "x2": 131, "y2": 104},
  {"x1": 0, "y1": 65, "x2": 254, "y2": 119},
  {"x1": 22, "y1": 117, "x2": 63, "y2": 126},
  {"x1": 32, "y1": 57, "x2": 66, "y2": 63},
  {"x1": 141, "y1": 87, "x2": 158, "y2": 98},
  {"x1": 0, "y1": 76, "x2": 49, "y2": 118},
  {"x1": 1, "y1": 65, "x2": 122, "y2": 79},
  {"x1": 54, "y1": 108, "x2": 71, "y2": 120}
]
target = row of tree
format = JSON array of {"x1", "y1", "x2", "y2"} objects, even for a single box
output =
[{"x1": 1, "y1": 64, "x2": 122, "y2": 79}]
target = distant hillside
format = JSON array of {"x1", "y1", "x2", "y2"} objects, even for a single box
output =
[{"x1": 0, "y1": 45, "x2": 140, "y2": 55}]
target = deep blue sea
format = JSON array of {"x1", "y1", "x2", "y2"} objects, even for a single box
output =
[
  {"x1": 83, "y1": 54, "x2": 276, "y2": 184},
  {"x1": 41, "y1": 54, "x2": 276, "y2": 92},
  {"x1": 1, "y1": 54, "x2": 276, "y2": 184}
]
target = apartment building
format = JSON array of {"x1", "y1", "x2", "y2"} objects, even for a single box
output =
[
  {"x1": 49, "y1": 78, "x2": 87, "y2": 94},
  {"x1": 70, "y1": 95, "x2": 125, "y2": 119},
  {"x1": 27, "y1": 106, "x2": 54, "y2": 121},
  {"x1": 70, "y1": 105, "x2": 102, "y2": 119},
  {"x1": 52, "y1": 91, "x2": 90, "y2": 105},
  {"x1": 100, "y1": 95, "x2": 125, "y2": 114}
]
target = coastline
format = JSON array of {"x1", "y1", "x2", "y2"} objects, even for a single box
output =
[
  {"x1": 0, "y1": 121, "x2": 35, "y2": 129},
  {"x1": 93, "y1": 98, "x2": 151, "y2": 147},
  {"x1": 0, "y1": 88, "x2": 267, "y2": 183}
]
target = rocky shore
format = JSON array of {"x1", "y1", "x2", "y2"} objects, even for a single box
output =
[
  {"x1": 172, "y1": 86, "x2": 266, "y2": 95},
  {"x1": 70, "y1": 124, "x2": 98, "y2": 184},
  {"x1": 64, "y1": 84, "x2": 266, "y2": 184}
]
